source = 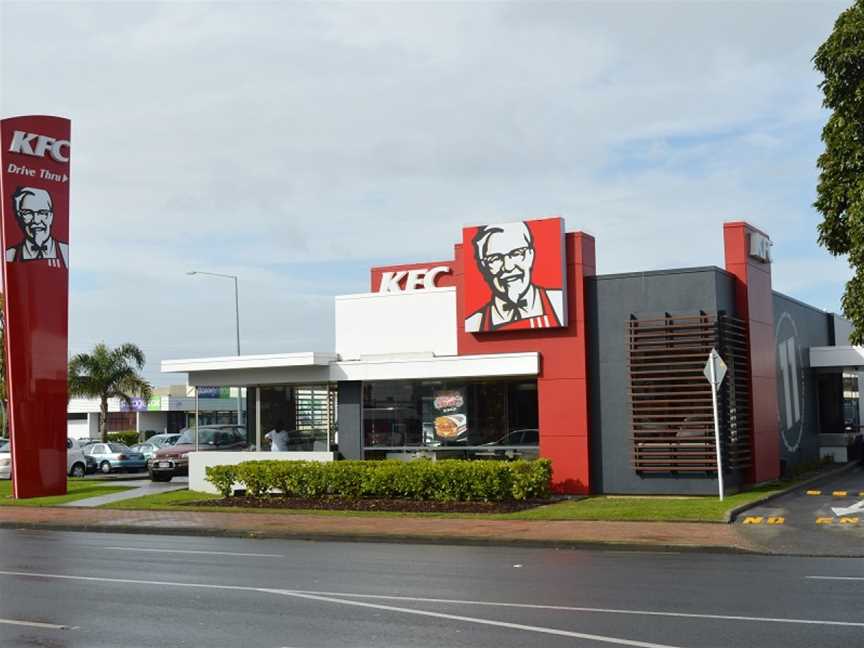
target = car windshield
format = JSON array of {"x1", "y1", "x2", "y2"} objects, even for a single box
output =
[
  {"x1": 176, "y1": 428, "x2": 220, "y2": 445},
  {"x1": 108, "y1": 443, "x2": 131, "y2": 453},
  {"x1": 0, "y1": 441, "x2": 8, "y2": 453}
]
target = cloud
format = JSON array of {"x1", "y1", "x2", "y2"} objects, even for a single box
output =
[{"x1": 0, "y1": 1, "x2": 850, "y2": 381}]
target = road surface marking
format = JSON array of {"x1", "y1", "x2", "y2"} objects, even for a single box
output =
[
  {"x1": 264, "y1": 589, "x2": 687, "y2": 648},
  {"x1": 830, "y1": 499, "x2": 864, "y2": 517},
  {"x1": 806, "y1": 490, "x2": 821, "y2": 496},
  {"x1": 816, "y1": 517, "x2": 833, "y2": 525},
  {"x1": 766, "y1": 517, "x2": 784, "y2": 525},
  {"x1": 1, "y1": 569, "x2": 862, "y2": 633},
  {"x1": 832, "y1": 491, "x2": 848, "y2": 497},
  {"x1": 743, "y1": 516, "x2": 763, "y2": 524},
  {"x1": 103, "y1": 546, "x2": 283, "y2": 558},
  {"x1": 281, "y1": 589, "x2": 864, "y2": 628},
  {"x1": 807, "y1": 576, "x2": 864, "y2": 581},
  {"x1": 0, "y1": 618, "x2": 75, "y2": 630},
  {"x1": 839, "y1": 517, "x2": 860, "y2": 525}
]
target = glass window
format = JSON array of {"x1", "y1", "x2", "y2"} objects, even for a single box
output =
[
  {"x1": 362, "y1": 378, "x2": 538, "y2": 458},
  {"x1": 259, "y1": 385, "x2": 333, "y2": 452}
]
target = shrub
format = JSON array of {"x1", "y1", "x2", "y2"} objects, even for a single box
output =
[
  {"x1": 206, "y1": 458, "x2": 553, "y2": 502},
  {"x1": 206, "y1": 465, "x2": 238, "y2": 498},
  {"x1": 107, "y1": 430, "x2": 139, "y2": 447}
]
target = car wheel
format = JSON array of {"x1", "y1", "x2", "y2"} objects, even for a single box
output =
[
  {"x1": 149, "y1": 471, "x2": 172, "y2": 483},
  {"x1": 69, "y1": 462, "x2": 86, "y2": 478},
  {"x1": 100, "y1": 461, "x2": 112, "y2": 474}
]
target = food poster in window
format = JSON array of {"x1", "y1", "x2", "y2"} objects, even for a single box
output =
[
  {"x1": 463, "y1": 217, "x2": 567, "y2": 333},
  {"x1": 424, "y1": 388, "x2": 468, "y2": 445}
]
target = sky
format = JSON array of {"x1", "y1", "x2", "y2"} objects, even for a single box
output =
[{"x1": 0, "y1": 0, "x2": 854, "y2": 384}]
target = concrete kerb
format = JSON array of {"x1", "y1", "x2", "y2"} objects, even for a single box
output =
[
  {"x1": 723, "y1": 460, "x2": 862, "y2": 523},
  {"x1": 0, "y1": 519, "x2": 760, "y2": 555}
]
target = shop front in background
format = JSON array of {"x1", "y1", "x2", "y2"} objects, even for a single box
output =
[
  {"x1": 362, "y1": 378, "x2": 538, "y2": 460},
  {"x1": 247, "y1": 384, "x2": 336, "y2": 452}
]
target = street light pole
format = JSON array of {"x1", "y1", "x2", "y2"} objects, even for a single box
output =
[{"x1": 187, "y1": 271, "x2": 243, "y2": 427}]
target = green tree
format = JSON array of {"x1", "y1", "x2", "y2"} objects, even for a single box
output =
[
  {"x1": 814, "y1": 1, "x2": 864, "y2": 342},
  {"x1": 68, "y1": 343, "x2": 152, "y2": 442}
]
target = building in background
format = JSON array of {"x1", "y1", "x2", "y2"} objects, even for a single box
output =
[{"x1": 67, "y1": 385, "x2": 245, "y2": 440}]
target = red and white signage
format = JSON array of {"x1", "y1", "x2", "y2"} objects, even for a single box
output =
[
  {"x1": 1, "y1": 115, "x2": 71, "y2": 498},
  {"x1": 463, "y1": 217, "x2": 567, "y2": 333},
  {"x1": 371, "y1": 261, "x2": 454, "y2": 293}
]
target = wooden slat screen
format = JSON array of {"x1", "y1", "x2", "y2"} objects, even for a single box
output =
[{"x1": 629, "y1": 312, "x2": 752, "y2": 474}]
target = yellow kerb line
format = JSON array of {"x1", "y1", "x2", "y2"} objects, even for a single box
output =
[
  {"x1": 832, "y1": 491, "x2": 848, "y2": 497},
  {"x1": 806, "y1": 490, "x2": 821, "y2": 496}
]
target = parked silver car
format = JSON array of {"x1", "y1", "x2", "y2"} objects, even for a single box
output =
[{"x1": 82, "y1": 442, "x2": 147, "y2": 474}]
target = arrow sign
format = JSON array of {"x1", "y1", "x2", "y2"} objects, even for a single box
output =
[
  {"x1": 703, "y1": 349, "x2": 727, "y2": 391},
  {"x1": 831, "y1": 500, "x2": 864, "y2": 517}
]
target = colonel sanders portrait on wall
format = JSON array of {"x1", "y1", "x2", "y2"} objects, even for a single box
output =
[
  {"x1": 5, "y1": 186, "x2": 68, "y2": 269},
  {"x1": 464, "y1": 220, "x2": 565, "y2": 333}
]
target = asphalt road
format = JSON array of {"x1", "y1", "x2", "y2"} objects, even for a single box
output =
[
  {"x1": 0, "y1": 529, "x2": 861, "y2": 648},
  {"x1": 737, "y1": 463, "x2": 864, "y2": 556}
]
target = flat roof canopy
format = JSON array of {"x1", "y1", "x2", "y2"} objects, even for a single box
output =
[
  {"x1": 162, "y1": 351, "x2": 540, "y2": 387},
  {"x1": 810, "y1": 346, "x2": 864, "y2": 369}
]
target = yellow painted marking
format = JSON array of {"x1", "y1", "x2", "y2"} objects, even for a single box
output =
[
  {"x1": 743, "y1": 516, "x2": 763, "y2": 525},
  {"x1": 839, "y1": 517, "x2": 859, "y2": 525},
  {"x1": 859, "y1": 491, "x2": 864, "y2": 497},
  {"x1": 816, "y1": 517, "x2": 833, "y2": 525},
  {"x1": 806, "y1": 490, "x2": 821, "y2": 496},
  {"x1": 832, "y1": 491, "x2": 848, "y2": 497},
  {"x1": 766, "y1": 517, "x2": 785, "y2": 525}
]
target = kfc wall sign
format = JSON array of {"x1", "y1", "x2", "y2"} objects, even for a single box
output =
[
  {"x1": 463, "y1": 217, "x2": 567, "y2": 333},
  {"x1": 377, "y1": 265, "x2": 452, "y2": 293},
  {"x1": 0, "y1": 115, "x2": 71, "y2": 498}
]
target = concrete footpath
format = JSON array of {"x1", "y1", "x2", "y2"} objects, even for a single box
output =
[{"x1": 0, "y1": 505, "x2": 757, "y2": 553}]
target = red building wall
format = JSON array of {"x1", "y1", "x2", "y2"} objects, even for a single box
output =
[
  {"x1": 724, "y1": 222, "x2": 781, "y2": 483},
  {"x1": 455, "y1": 232, "x2": 596, "y2": 494}
]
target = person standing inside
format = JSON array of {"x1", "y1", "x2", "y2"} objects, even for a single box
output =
[{"x1": 265, "y1": 420, "x2": 290, "y2": 452}]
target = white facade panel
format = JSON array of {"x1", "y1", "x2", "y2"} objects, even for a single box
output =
[
  {"x1": 810, "y1": 346, "x2": 864, "y2": 368},
  {"x1": 335, "y1": 288, "x2": 457, "y2": 360},
  {"x1": 66, "y1": 418, "x2": 89, "y2": 440},
  {"x1": 330, "y1": 352, "x2": 539, "y2": 382}
]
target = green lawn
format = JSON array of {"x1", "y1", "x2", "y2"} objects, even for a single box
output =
[
  {"x1": 0, "y1": 480, "x2": 132, "y2": 507},
  {"x1": 100, "y1": 481, "x2": 790, "y2": 522}
]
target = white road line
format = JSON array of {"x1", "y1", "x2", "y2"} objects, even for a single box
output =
[
  {"x1": 280, "y1": 589, "x2": 864, "y2": 628},
  {"x1": 103, "y1": 546, "x2": 283, "y2": 558},
  {"x1": 0, "y1": 568, "x2": 861, "y2": 640},
  {"x1": 807, "y1": 576, "x2": 864, "y2": 582},
  {"x1": 263, "y1": 588, "x2": 684, "y2": 648},
  {"x1": 0, "y1": 618, "x2": 75, "y2": 630}
]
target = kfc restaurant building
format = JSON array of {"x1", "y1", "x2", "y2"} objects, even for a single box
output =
[{"x1": 164, "y1": 218, "x2": 857, "y2": 495}]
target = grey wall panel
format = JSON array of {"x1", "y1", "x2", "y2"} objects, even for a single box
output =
[
  {"x1": 587, "y1": 267, "x2": 742, "y2": 495},
  {"x1": 773, "y1": 293, "x2": 833, "y2": 470},
  {"x1": 337, "y1": 381, "x2": 363, "y2": 460}
]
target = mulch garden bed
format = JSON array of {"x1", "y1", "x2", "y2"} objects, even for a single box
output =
[{"x1": 187, "y1": 495, "x2": 560, "y2": 514}]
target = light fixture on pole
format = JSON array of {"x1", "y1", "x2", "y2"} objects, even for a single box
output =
[{"x1": 186, "y1": 271, "x2": 242, "y2": 427}]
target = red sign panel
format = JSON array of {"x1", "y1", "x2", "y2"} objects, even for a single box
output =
[
  {"x1": 1, "y1": 116, "x2": 71, "y2": 498},
  {"x1": 462, "y1": 217, "x2": 567, "y2": 333}
]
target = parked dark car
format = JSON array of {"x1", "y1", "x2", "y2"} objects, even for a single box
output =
[{"x1": 149, "y1": 425, "x2": 247, "y2": 482}]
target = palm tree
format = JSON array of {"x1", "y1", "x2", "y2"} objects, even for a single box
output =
[{"x1": 68, "y1": 343, "x2": 152, "y2": 443}]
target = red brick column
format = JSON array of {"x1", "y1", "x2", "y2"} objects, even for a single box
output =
[
  {"x1": 723, "y1": 222, "x2": 781, "y2": 483},
  {"x1": 455, "y1": 232, "x2": 596, "y2": 493}
]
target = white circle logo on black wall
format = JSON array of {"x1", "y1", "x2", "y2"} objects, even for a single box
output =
[{"x1": 775, "y1": 312, "x2": 806, "y2": 453}]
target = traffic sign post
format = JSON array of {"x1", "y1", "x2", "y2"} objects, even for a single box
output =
[{"x1": 703, "y1": 349, "x2": 728, "y2": 501}]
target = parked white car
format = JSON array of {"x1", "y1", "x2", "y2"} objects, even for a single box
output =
[
  {"x1": 0, "y1": 440, "x2": 10, "y2": 480},
  {"x1": 0, "y1": 438, "x2": 88, "y2": 479}
]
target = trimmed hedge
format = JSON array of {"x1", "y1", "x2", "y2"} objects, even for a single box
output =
[
  {"x1": 206, "y1": 459, "x2": 552, "y2": 502},
  {"x1": 107, "y1": 431, "x2": 140, "y2": 447}
]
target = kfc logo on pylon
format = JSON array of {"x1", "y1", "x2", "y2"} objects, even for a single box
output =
[{"x1": 8, "y1": 131, "x2": 70, "y2": 163}]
